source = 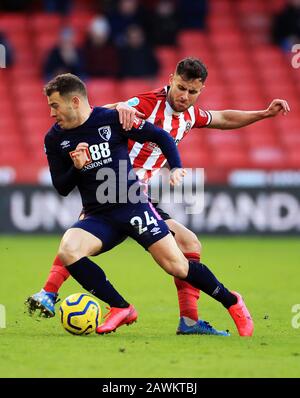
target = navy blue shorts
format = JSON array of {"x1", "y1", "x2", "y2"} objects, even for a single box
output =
[{"x1": 72, "y1": 201, "x2": 170, "y2": 252}]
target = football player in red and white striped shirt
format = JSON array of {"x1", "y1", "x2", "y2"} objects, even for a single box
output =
[
  {"x1": 113, "y1": 57, "x2": 289, "y2": 334},
  {"x1": 27, "y1": 57, "x2": 289, "y2": 335}
]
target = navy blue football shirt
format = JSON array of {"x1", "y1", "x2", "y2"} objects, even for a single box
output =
[{"x1": 44, "y1": 107, "x2": 182, "y2": 214}]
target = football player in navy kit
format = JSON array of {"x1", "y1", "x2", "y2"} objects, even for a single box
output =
[{"x1": 39, "y1": 73, "x2": 253, "y2": 336}]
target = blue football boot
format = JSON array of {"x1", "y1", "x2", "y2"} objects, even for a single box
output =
[
  {"x1": 25, "y1": 289, "x2": 59, "y2": 318},
  {"x1": 176, "y1": 317, "x2": 230, "y2": 336}
]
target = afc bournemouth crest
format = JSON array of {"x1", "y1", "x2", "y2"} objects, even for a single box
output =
[{"x1": 98, "y1": 126, "x2": 111, "y2": 141}]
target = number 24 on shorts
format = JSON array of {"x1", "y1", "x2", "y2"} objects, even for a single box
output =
[{"x1": 130, "y1": 211, "x2": 159, "y2": 235}]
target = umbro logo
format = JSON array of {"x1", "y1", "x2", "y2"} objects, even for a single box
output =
[
  {"x1": 60, "y1": 140, "x2": 70, "y2": 148},
  {"x1": 150, "y1": 227, "x2": 161, "y2": 235}
]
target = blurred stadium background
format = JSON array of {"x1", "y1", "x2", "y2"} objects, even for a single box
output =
[{"x1": 0, "y1": 0, "x2": 299, "y2": 235}]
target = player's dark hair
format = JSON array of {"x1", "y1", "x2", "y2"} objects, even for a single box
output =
[
  {"x1": 44, "y1": 73, "x2": 87, "y2": 98},
  {"x1": 175, "y1": 57, "x2": 208, "y2": 82}
]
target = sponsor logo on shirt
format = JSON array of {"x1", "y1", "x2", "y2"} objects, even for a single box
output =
[{"x1": 127, "y1": 97, "x2": 140, "y2": 107}]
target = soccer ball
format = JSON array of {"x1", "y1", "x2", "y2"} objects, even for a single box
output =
[{"x1": 59, "y1": 293, "x2": 101, "y2": 335}]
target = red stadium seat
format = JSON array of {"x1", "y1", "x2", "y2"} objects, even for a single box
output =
[
  {"x1": 10, "y1": 48, "x2": 33, "y2": 65},
  {"x1": 12, "y1": 81, "x2": 45, "y2": 100},
  {"x1": 230, "y1": 83, "x2": 264, "y2": 99},
  {"x1": 0, "y1": 13, "x2": 27, "y2": 32},
  {"x1": 200, "y1": 89, "x2": 232, "y2": 110},
  {"x1": 179, "y1": 132, "x2": 206, "y2": 149},
  {"x1": 209, "y1": 0, "x2": 234, "y2": 15},
  {"x1": 253, "y1": 46, "x2": 287, "y2": 66},
  {"x1": 155, "y1": 47, "x2": 179, "y2": 78},
  {"x1": 18, "y1": 100, "x2": 49, "y2": 119},
  {"x1": 4, "y1": 32, "x2": 30, "y2": 50},
  {"x1": 259, "y1": 67, "x2": 291, "y2": 84},
  {"x1": 229, "y1": 96, "x2": 267, "y2": 110},
  {"x1": 249, "y1": 146, "x2": 287, "y2": 168},
  {"x1": 209, "y1": 31, "x2": 245, "y2": 50},
  {"x1": 9, "y1": 64, "x2": 40, "y2": 79},
  {"x1": 208, "y1": 14, "x2": 236, "y2": 31},
  {"x1": 31, "y1": 13, "x2": 62, "y2": 33},
  {"x1": 0, "y1": 148, "x2": 25, "y2": 166},
  {"x1": 87, "y1": 78, "x2": 119, "y2": 105},
  {"x1": 206, "y1": 131, "x2": 244, "y2": 150},
  {"x1": 66, "y1": 12, "x2": 94, "y2": 43},
  {"x1": 181, "y1": 148, "x2": 212, "y2": 168},
  {"x1": 222, "y1": 66, "x2": 257, "y2": 82},
  {"x1": 237, "y1": 0, "x2": 268, "y2": 14},
  {"x1": 268, "y1": 0, "x2": 286, "y2": 13},
  {"x1": 0, "y1": 99, "x2": 14, "y2": 114},
  {"x1": 178, "y1": 30, "x2": 208, "y2": 51},
  {"x1": 280, "y1": 131, "x2": 300, "y2": 148},
  {"x1": 244, "y1": 131, "x2": 279, "y2": 149},
  {"x1": 216, "y1": 50, "x2": 250, "y2": 67},
  {"x1": 67, "y1": 12, "x2": 94, "y2": 30},
  {"x1": 14, "y1": 162, "x2": 44, "y2": 183},
  {"x1": 286, "y1": 146, "x2": 300, "y2": 167},
  {"x1": 34, "y1": 32, "x2": 60, "y2": 64},
  {"x1": 213, "y1": 148, "x2": 251, "y2": 168},
  {"x1": 23, "y1": 117, "x2": 52, "y2": 138},
  {"x1": 0, "y1": 133, "x2": 20, "y2": 147},
  {"x1": 120, "y1": 79, "x2": 154, "y2": 100}
]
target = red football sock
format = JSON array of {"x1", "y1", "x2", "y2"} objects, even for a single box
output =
[
  {"x1": 174, "y1": 252, "x2": 201, "y2": 321},
  {"x1": 43, "y1": 255, "x2": 70, "y2": 293}
]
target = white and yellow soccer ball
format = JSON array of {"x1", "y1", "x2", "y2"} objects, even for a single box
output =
[{"x1": 59, "y1": 293, "x2": 101, "y2": 335}]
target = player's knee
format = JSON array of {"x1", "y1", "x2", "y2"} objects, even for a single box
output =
[
  {"x1": 175, "y1": 231, "x2": 201, "y2": 255},
  {"x1": 58, "y1": 239, "x2": 82, "y2": 266}
]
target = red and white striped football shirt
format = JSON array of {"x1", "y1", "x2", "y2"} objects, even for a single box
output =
[{"x1": 127, "y1": 86, "x2": 211, "y2": 182}]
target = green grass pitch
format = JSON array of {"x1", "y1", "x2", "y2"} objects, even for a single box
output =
[{"x1": 0, "y1": 236, "x2": 300, "y2": 378}]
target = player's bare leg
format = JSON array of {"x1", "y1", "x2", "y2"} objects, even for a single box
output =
[
  {"x1": 58, "y1": 227, "x2": 103, "y2": 265},
  {"x1": 58, "y1": 228, "x2": 137, "y2": 335}
]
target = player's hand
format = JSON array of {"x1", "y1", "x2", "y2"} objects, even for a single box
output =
[
  {"x1": 71, "y1": 142, "x2": 89, "y2": 169},
  {"x1": 170, "y1": 168, "x2": 187, "y2": 186},
  {"x1": 116, "y1": 102, "x2": 145, "y2": 131},
  {"x1": 265, "y1": 99, "x2": 290, "y2": 117}
]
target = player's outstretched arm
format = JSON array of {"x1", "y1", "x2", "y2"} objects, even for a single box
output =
[{"x1": 208, "y1": 99, "x2": 290, "y2": 130}]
